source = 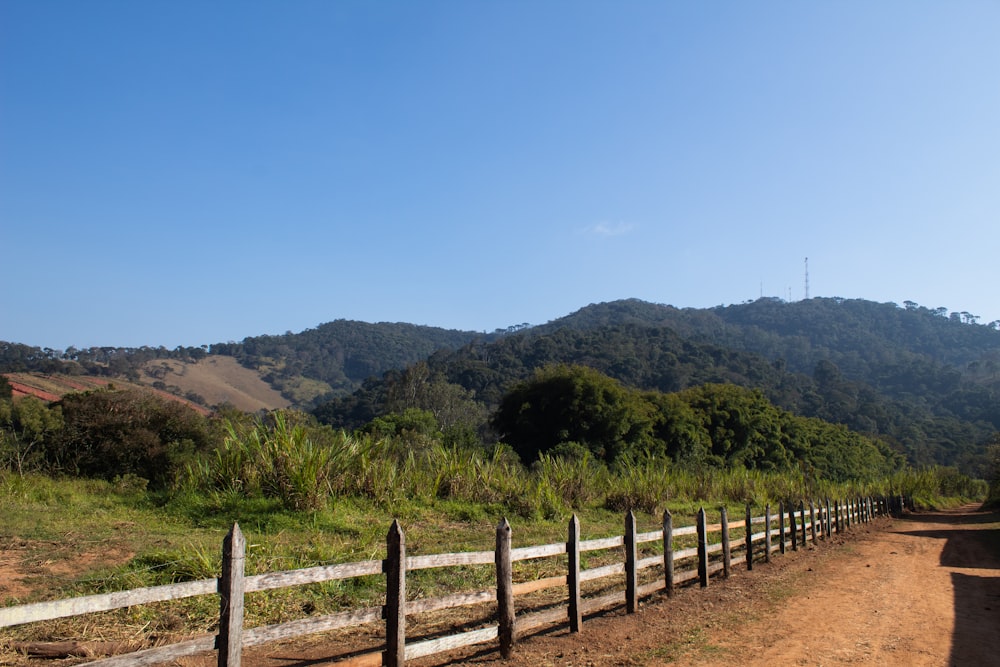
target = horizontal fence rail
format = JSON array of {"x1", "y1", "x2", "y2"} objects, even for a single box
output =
[{"x1": 0, "y1": 494, "x2": 905, "y2": 666}]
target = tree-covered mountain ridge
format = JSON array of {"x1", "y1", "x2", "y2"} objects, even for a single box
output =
[{"x1": 3, "y1": 298, "x2": 998, "y2": 473}]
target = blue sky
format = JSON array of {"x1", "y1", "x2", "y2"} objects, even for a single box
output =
[{"x1": 2, "y1": 1, "x2": 999, "y2": 350}]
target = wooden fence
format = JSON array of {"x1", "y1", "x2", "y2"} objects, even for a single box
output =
[{"x1": 0, "y1": 495, "x2": 904, "y2": 667}]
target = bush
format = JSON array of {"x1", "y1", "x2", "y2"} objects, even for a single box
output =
[{"x1": 45, "y1": 388, "x2": 211, "y2": 488}]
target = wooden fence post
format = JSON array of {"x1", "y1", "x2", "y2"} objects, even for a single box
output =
[
  {"x1": 789, "y1": 504, "x2": 797, "y2": 551},
  {"x1": 219, "y1": 523, "x2": 245, "y2": 667},
  {"x1": 745, "y1": 504, "x2": 753, "y2": 571},
  {"x1": 799, "y1": 501, "x2": 807, "y2": 545},
  {"x1": 625, "y1": 511, "x2": 638, "y2": 613},
  {"x1": 567, "y1": 515, "x2": 581, "y2": 633},
  {"x1": 825, "y1": 498, "x2": 832, "y2": 538},
  {"x1": 778, "y1": 502, "x2": 785, "y2": 554},
  {"x1": 496, "y1": 518, "x2": 515, "y2": 658},
  {"x1": 720, "y1": 506, "x2": 731, "y2": 579},
  {"x1": 663, "y1": 509, "x2": 674, "y2": 597},
  {"x1": 697, "y1": 508, "x2": 708, "y2": 588},
  {"x1": 385, "y1": 520, "x2": 406, "y2": 667},
  {"x1": 834, "y1": 499, "x2": 841, "y2": 534},
  {"x1": 764, "y1": 504, "x2": 772, "y2": 563},
  {"x1": 809, "y1": 501, "x2": 817, "y2": 543}
]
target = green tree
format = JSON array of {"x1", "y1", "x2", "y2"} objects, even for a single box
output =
[
  {"x1": 643, "y1": 391, "x2": 711, "y2": 466},
  {"x1": 47, "y1": 388, "x2": 211, "y2": 488},
  {"x1": 0, "y1": 396, "x2": 64, "y2": 475},
  {"x1": 492, "y1": 364, "x2": 656, "y2": 463},
  {"x1": 676, "y1": 384, "x2": 790, "y2": 470}
]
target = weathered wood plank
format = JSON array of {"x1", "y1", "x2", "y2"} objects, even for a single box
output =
[
  {"x1": 663, "y1": 509, "x2": 674, "y2": 597},
  {"x1": 636, "y1": 580, "x2": 663, "y2": 598},
  {"x1": 636, "y1": 555, "x2": 660, "y2": 571},
  {"x1": 0, "y1": 578, "x2": 217, "y2": 628},
  {"x1": 385, "y1": 520, "x2": 406, "y2": 667},
  {"x1": 516, "y1": 607, "x2": 567, "y2": 633},
  {"x1": 84, "y1": 635, "x2": 216, "y2": 667},
  {"x1": 244, "y1": 561, "x2": 383, "y2": 593},
  {"x1": 8, "y1": 640, "x2": 144, "y2": 658},
  {"x1": 635, "y1": 529, "x2": 662, "y2": 543},
  {"x1": 697, "y1": 508, "x2": 708, "y2": 588},
  {"x1": 405, "y1": 590, "x2": 493, "y2": 616},
  {"x1": 707, "y1": 561, "x2": 726, "y2": 575},
  {"x1": 330, "y1": 652, "x2": 382, "y2": 667},
  {"x1": 673, "y1": 546, "x2": 699, "y2": 561},
  {"x1": 510, "y1": 543, "x2": 565, "y2": 561},
  {"x1": 404, "y1": 625, "x2": 499, "y2": 661},
  {"x1": 496, "y1": 518, "x2": 515, "y2": 659},
  {"x1": 241, "y1": 607, "x2": 382, "y2": 647},
  {"x1": 579, "y1": 536, "x2": 624, "y2": 552},
  {"x1": 567, "y1": 515, "x2": 581, "y2": 633},
  {"x1": 580, "y1": 591, "x2": 624, "y2": 615},
  {"x1": 674, "y1": 568, "x2": 699, "y2": 584},
  {"x1": 720, "y1": 506, "x2": 731, "y2": 579},
  {"x1": 512, "y1": 575, "x2": 564, "y2": 597},
  {"x1": 779, "y1": 501, "x2": 786, "y2": 554},
  {"x1": 219, "y1": 523, "x2": 245, "y2": 667},
  {"x1": 625, "y1": 511, "x2": 637, "y2": 614},
  {"x1": 405, "y1": 551, "x2": 495, "y2": 571},
  {"x1": 579, "y1": 562, "x2": 624, "y2": 583},
  {"x1": 672, "y1": 525, "x2": 698, "y2": 537}
]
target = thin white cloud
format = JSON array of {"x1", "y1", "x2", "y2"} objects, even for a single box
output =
[{"x1": 586, "y1": 221, "x2": 636, "y2": 237}]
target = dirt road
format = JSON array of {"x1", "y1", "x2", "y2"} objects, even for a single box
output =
[{"x1": 233, "y1": 506, "x2": 999, "y2": 667}]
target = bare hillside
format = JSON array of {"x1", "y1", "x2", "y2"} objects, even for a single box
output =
[
  {"x1": 138, "y1": 356, "x2": 290, "y2": 412},
  {"x1": 4, "y1": 373, "x2": 211, "y2": 415}
]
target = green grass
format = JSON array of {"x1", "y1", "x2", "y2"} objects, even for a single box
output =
[{"x1": 0, "y1": 452, "x2": 985, "y2": 653}]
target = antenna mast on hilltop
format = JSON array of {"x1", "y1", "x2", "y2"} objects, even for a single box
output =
[{"x1": 804, "y1": 257, "x2": 810, "y2": 300}]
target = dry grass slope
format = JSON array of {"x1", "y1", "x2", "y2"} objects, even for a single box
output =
[{"x1": 137, "y1": 356, "x2": 290, "y2": 412}]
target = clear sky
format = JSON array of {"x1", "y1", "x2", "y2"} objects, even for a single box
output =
[{"x1": 2, "y1": 1, "x2": 999, "y2": 350}]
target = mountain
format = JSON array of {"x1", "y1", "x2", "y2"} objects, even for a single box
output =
[
  {"x1": 0, "y1": 320, "x2": 488, "y2": 408},
  {"x1": 3, "y1": 297, "x2": 998, "y2": 473},
  {"x1": 313, "y1": 299, "x2": 1000, "y2": 474}
]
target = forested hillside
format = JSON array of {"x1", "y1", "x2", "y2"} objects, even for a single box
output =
[
  {"x1": 309, "y1": 299, "x2": 1000, "y2": 475},
  {"x1": 0, "y1": 320, "x2": 487, "y2": 407},
  {"x1": 3, "y1": 298, "x2": 998, "y2": 474}
]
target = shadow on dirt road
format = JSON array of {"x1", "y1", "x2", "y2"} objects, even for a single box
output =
[{"x1": 894, "y1": 507, "x2": 1000, "y2": 666}]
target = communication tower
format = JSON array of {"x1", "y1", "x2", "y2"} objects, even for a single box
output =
[{"x1": 804, "y1": 257, "x2": 810, "y2": 300}]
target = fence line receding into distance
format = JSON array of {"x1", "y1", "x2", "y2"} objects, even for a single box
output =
[{"x1": 0, "y1": 495, "x2": 904, "y2": 667}]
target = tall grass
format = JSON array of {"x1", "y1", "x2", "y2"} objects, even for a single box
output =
[
  {"x1": 185, "y1": 417, "x2": 987, "y2": 522},
  {"x1": 884, "y1": 466, "x2": 988, "y2": 509},
  {"x1": 188, "y1": 413, "x2": 346, "y2": 510}
]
